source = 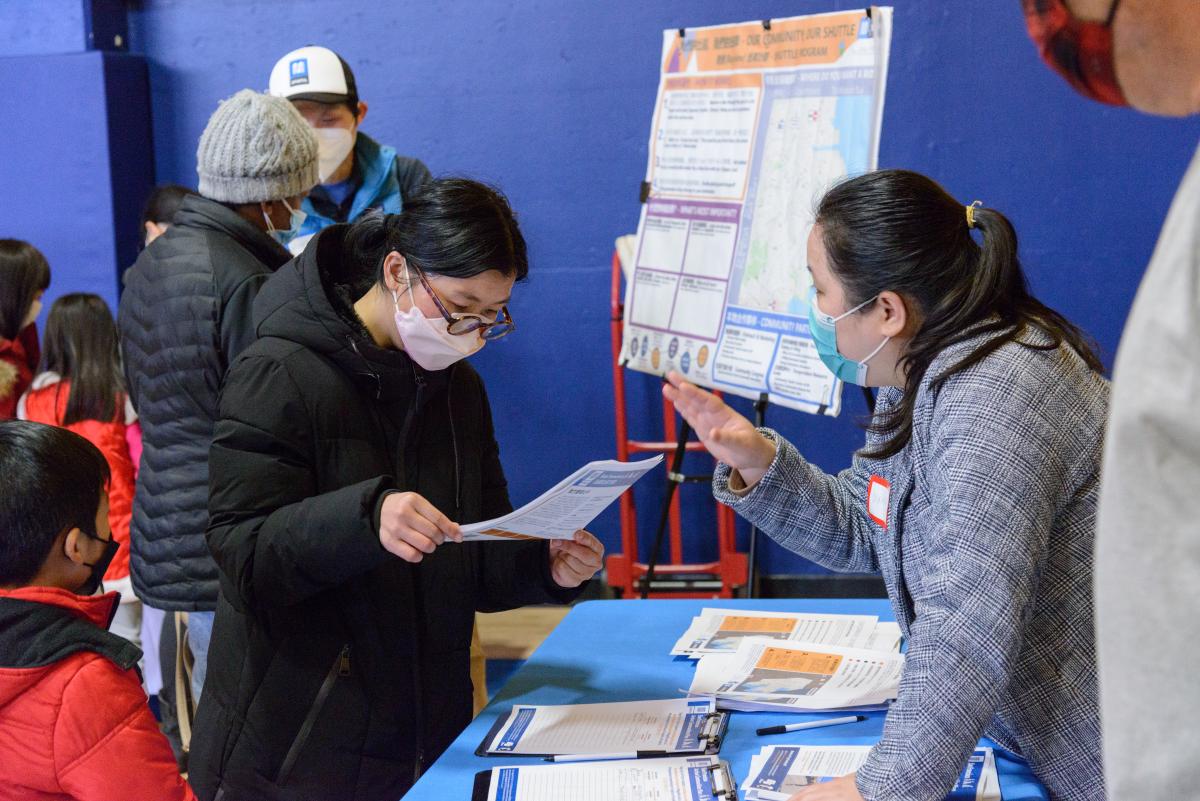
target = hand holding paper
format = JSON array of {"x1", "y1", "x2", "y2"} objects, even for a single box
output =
[
  {"x1": 549, "y1": 530, "x2": 605, "y2": 588},
  {"x1": 378, "y1": 490, "x2": 464, "y2": 563}
]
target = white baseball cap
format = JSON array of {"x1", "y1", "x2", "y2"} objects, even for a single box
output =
[{"x1": 268, "y1": 46, "x2": 359, "y2": 105}]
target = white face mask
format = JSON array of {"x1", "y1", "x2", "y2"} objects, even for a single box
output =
[
  {"x1": 314, "y1": 127, "x2": 355, "y2": 183},
  {"x1": 392, "y1": 264, "x2": 484, "y2": 371}
]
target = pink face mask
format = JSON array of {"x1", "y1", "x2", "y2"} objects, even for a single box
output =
[{"x1": 391, "y1": 265, "x2": 484, "y2": 371}]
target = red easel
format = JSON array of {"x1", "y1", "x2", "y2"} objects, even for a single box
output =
[{"x1": 605, "y1": 250, "x2": 748, "y2": 599}]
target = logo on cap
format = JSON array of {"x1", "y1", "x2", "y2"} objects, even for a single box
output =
[{"x1": 289, "y1": 58, "x2": 309, "y2": 86}]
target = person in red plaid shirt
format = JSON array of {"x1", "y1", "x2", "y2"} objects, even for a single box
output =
[{"x1": 1023, "y1": 2, "x2": 1200, "y2": 800}]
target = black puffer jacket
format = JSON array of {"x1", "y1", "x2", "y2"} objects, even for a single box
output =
[
  {"x1": 118, "y1": 195, "x2": 291, "y2": 611},
  {"x1": 188, "y1": 225, "x2": 579, "y2": 801}
]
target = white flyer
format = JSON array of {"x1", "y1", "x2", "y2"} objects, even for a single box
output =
[
  {"x1": 671, "y1": 608, "x2": 878, "y2": 657},
  {"x1": 460, "y1": 456, "x2": 662, "y2": 542},
  {"x1": 485, "y1": 755, "x2": 737, "y2": 801},
  {"x1": 481, "y1": 698, "x2": 723, "y2": 757},
  {"x1": 741, "y1": 745, "x2": 999, "y2": 801},
  {"x1": 690, "y1": 637, "x2": 903, "y2": 712}
]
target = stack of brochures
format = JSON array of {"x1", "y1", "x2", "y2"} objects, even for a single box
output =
[
  {"x1": 740, "y1": 745, "x2": 1000, "y2": 801},
  {"x1": 671, "y1": 609, "x2": 902, "y2": 658},
  {"x1": 688, "y1": 637, "x2": 904, "y2": 713}
]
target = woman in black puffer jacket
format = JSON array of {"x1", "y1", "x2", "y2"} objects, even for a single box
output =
[{"x1": 189, "y1": 179, "x2": 603, "y2": 801}]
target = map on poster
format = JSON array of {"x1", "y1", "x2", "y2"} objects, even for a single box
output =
[{"x1": 622, "y1": 8, "x2": 893, "y2": 415}]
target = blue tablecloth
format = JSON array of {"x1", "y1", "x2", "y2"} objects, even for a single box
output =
[{"x1": 403, "y1": 598, "x2": 1049, "y2": 800}]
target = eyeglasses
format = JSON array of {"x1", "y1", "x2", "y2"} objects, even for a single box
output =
[{"x1": 410, "y1": 262, "x2": 515, "y2": 341}]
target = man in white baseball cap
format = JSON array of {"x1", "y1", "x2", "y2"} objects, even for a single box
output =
[{"x1": 269, "y1": 45, "x2": 431, "y2": 253}]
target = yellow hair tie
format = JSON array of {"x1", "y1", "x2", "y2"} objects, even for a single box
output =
[{"x1": 965, "y1": 200, "x2": 982, "y2": 229}]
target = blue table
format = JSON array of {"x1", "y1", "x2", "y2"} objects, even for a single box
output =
[{"x1": 404, "y1": 599, "x2": 1049, "y2": 800}]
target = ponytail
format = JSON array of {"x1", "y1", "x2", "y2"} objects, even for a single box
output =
[{"x1": 815, "y1": 170, "x2": 1102, "y2": 459}]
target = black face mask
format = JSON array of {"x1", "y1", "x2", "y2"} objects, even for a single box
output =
[{"x1": 77, "y1": 530, "x2": 119, "y2": 596}]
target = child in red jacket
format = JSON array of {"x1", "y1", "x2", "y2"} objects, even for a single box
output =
[
  {"x1": 18, "y1": 294, "x2": 143, "y2": 653},
  {"x1": 0, "y1": 239, "x2": 50, "y2": 418},
  {"x1": 0, "y1": 420, "x2": 194, "y2": 801}
]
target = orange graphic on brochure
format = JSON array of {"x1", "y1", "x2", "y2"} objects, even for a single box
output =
[
  {"x1": 756, "y1": 646, "x2": 843, "y2": 676},
  {"x1": 478, "y1": 529, "x2": 538, "y2": 541},
  {"x1": 663, "y1": 10, "x2": 866, "y2": 74},
  {"x1": 720, "y1": 616, "x2": 796, "y2": 634}
]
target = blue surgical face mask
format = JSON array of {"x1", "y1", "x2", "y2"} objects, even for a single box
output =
[
  {"x1": 807, "y1": 286, "x2": 890, "y2": 386},
  {"x1": 262, "y1": 197, "x2": 307, "y2": 246}
]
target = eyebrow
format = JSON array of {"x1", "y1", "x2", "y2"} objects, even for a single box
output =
[{"x1": 457, "y1": 291, "x2": 511, "y2": 306}]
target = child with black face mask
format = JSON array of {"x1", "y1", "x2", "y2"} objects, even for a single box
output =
[{"x1": 0, "y1": 420, "x2": 195, "y2": 801}]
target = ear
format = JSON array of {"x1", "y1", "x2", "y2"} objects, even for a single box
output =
[
  {"x1": 356, "y1": 101, "x2": 368, "y2": 126},
  {"x1": 876, "y1": 290, "x2": 910, "y2": 338},
  {"x1": 381, "y1": 251, "x2": 408, "y2": 293},
  {"x1": 62, "y1": 528, "x2": 91, "y2": 567},
  {"x1": 144, "y1": 220, "x2": 167, "y2": 241}
]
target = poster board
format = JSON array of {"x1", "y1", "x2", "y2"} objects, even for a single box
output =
[{"x1": 622, "y1": 8, "x2": 893, "y2": 415}]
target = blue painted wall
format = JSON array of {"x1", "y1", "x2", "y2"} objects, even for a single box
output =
[
  {"x1": 9, "y1": 1, "x2": 1199, "y2": 580},
  {"x1": 0, "y1": 50, "x2": 152, "y2": 322}
]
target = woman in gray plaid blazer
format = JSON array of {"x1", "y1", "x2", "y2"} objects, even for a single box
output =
[{"x1": 666, "y1": 171, "x2": 1108, "y2": 801}]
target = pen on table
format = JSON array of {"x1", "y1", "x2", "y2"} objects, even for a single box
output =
[
  {"x1": 755, "y1": 714, "x2": 867, "y2": 736},
  {"x1": 544, "y1": 751, "x2": 668, "y2": 763}
]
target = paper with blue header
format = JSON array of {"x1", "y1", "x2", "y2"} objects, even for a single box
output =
[{"x1": 459, "y1": 456, "x2": 662, "y2": 542}]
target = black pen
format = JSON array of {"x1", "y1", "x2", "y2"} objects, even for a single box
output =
[
  {"x1": 544, "y1": 750, "x2": 669, "y2": 763},
  {"x1": 756, "y1": 714, "x2": 867, "y2": 736}
]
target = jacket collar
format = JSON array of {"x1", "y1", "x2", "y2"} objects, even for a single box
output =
[
  {"x1": 173, "y1": 194, "x2": 293, "y2": 271},
  {"x1": 0, "y1": 587, "x2": 140, "y2": 671},
  {"x1": 349, "y1": 132, "x2": 397, "y2": 221},
  {"x1": 0, "y1": 585, "x2": 120, "y2": 628}
]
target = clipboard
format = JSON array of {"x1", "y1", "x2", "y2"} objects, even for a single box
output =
[
  {"x1": 475, "y1": 705, "x2": 731, "y2": 757},
  {"x1": 472, "y1": 759, "x2": 740, "y2": 801}
]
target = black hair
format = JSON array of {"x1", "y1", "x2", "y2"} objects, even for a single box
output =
[
  {"x1": 815, "y1": 169, "x2": 1103, "y2": 459},
  {"x1": 0, "y1": 239, "x2": 51, "y2": 341},
  {"x1": 344, "y1": 178, "x2": 529, "y2": 287},
  {"x1": 0, "y1": 420, "x2": 110, "y2": 586},
  {"x1": 41, "y1": 294, "x2": 126, "y2": 425},
  {"x1": 140, "y1": 184, "x2": 196, "y2": 230}
]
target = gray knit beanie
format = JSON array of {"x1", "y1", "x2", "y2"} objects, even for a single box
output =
[{"x1": 196, "y1": 89, "x2": 319, "y2": 203}]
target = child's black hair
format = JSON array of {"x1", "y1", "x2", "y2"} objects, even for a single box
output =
[
  {"x1": 0, "y1": 420, "x2": 110, "y2": 586},
  {"x1": 140, "y1": 183, "x2": 196, "y2": 230},
  {"x1": 41, "y1": 294, "x2": 126, "y2": 425},
  {"x1": 0, "y1": 239, "x2": 51, "y2": 341}
]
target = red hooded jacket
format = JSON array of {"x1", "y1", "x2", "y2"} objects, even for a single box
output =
[
  {"x1": 0, "y1": 586, "x2": 195, "y2": 801},
  {"x1": 18, "y1": 374, "x2": 138, "y2": 582},
  {"x1": 0, "y1": 323, "x2": 39, "y2": 419}
]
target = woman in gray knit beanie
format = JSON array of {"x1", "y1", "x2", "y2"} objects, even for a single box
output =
[{"x1": 197, "y1": 88, "x2": 318, "y2": 240}]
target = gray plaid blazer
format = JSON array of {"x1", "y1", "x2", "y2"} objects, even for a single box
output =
[{"x1": 713, "y1": 330, "x2": 1108, "y2": 801}]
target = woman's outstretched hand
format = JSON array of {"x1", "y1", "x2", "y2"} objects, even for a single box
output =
[
  {"x1": 378, "y1": 491, "x2": 463, "y2": 562},
  {"x1": 662, "y1": 371, "x2": 777, "y2": 489}
]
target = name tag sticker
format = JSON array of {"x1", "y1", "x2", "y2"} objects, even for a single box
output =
[{"x1": 867, "y1": 475, "x2": 890, "y2": 528}]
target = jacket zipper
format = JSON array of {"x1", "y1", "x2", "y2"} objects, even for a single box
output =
[
  {"x1": 405, "y1": 361, "x2": 427, "y2": 782},
  {"x1": 276, "y1": 644, "x2": 350, "y2": 785}
]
